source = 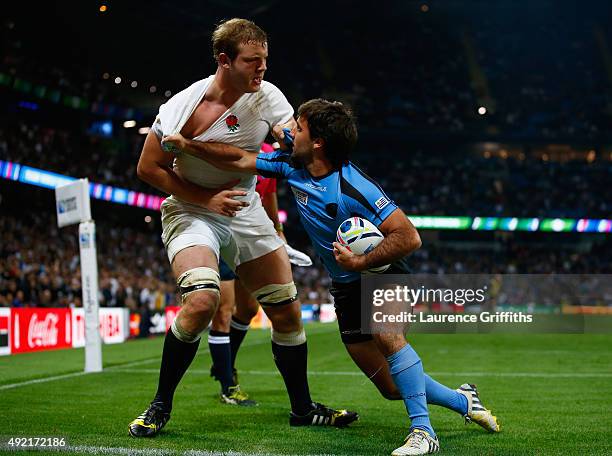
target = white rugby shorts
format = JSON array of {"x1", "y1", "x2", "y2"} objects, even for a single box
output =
[{"x1": 160, "y1": 192, "x2": 283, "y2": 271}]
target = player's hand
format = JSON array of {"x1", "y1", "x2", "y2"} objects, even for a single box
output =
[
  {"x1": 203, "y1": 179, "x2": 249, "y2": 217},
  {"x1": 333, "y1": 242, "x2": 367, "y2": 272},
  {"x1": 161, "y1": 133, "x2": 188, "y2": 153},
  {"x1": 272, "y1": 118, "x2": 296, "y2": 151},
  {"x1": 285, "y1": 243, "x2": 313, "y2": 267}
]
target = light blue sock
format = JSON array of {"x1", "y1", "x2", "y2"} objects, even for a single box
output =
[
  {"x1": 424, "y1": 374, "x2": 468, "y2": 415},
  {"x1": 387, "y1": 344, "x2": 435, "y2": 437}
]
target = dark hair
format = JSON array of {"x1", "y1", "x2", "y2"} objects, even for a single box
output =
[
  {"x1": 212, "y1": 18, "x2": 267, "y2": 62},
  {"x1": 297, "y1": 99, "x2": 358, "y2": 169}
]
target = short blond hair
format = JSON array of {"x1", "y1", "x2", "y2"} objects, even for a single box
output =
[{"x1": 212, "y1": 18, "x2": 267, "y2": 62}]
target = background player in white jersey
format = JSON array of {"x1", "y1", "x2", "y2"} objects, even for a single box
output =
[
  {"x1": 208, "y1": 148, "x2": 312, "y2": 407},
  {"x1": 129, "y1": 19, "x2": 357, "y2": 437}
]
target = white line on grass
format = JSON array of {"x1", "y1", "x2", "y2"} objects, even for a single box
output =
[
  {"x1": 2, "y1": 444, "x2": 335, "y2": 456},
  {"x1": 0, "y1": 338, "x2": 270, "y2": 391},
  {"x1": 0, "y1": 371, "x2": 92, "y2": 391},
  {"x1": 0, "y1": 326, "x2": 338, "y2": 391},
  {"x1": 427, "y1": 371, "x2": 612, "y2": 378},
  {"x1": 110, "y1": 368, "x2": 612, "y2": 378}
]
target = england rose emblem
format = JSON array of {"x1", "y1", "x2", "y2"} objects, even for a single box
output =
[{"x1": 225, "y1": 114, "x2": 239, "y2": 132}]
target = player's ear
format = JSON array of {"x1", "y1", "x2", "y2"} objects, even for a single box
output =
[
  {"x1": 218, "y1": 53, "x2": 232, "y2": 69},
  {"x1": 313, "y1": 137, "x2": 324, "y2": 151}
]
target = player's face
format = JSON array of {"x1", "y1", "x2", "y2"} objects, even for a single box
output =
[
  {"x1": 228, "y1": 41, "x2": 268, "y2": 93},
  {"x1": 291, "y1": 117, "x2": 315, "y2": 161}
]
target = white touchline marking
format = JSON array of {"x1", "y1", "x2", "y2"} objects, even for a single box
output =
[
  {"x1": 0, "y1": 326, "x2": 338, "y2": 391},
  {"x1": 0, "y1": 371, "x2": 91, "y2": 391},
  {"x1": 108, "y1": 369, "x2": 612, "y2": 378},
  {"x1": 12, "y1": 444, "x2": 336, "y2": 456},
  {"x1": 427, "y1": 371, "x2": 612, "y2": 378}
]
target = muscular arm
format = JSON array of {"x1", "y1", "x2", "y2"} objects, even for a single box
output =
[
  {"x1": 362, "y1": 209, "x2": 421, "y2": 269},
  {"x1": 162, "y1": 134, "x2": 258, "y2": 174},
  {"x1": 136, "y1": 132, "x2": 246, "y2": 214}
]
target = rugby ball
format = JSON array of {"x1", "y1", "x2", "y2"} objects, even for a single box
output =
[{"x1": 336, "y1": 217, "x2": 390, "y2": 273}]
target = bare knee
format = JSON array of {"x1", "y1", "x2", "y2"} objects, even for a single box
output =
[
  {"x1": 250, "y1": 281, "x2": 301, "y2": 332},
  {"x1": 265, "y1": 301, "x2": 303, "y2": 332},
  {"x1": 372, "y1": 333, "x2": 407, "y2": 358},
  {"x1": 187, "y1": 291, "x2": 219, "y2": 318},
  {"x1": 181, "y1": 291, "x2": 219, "y2": 334}
]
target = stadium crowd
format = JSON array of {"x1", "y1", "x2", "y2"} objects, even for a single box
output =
[
  {"x1": 0, "y1": 123, "x2": 152, "y2": 194},
  {"x1": 0, "y1": 213, "x2": 174, "y2": 309},
  {"x1": 1, "y1": 3, "x2": 611, "y2": 309},
  {"x1": 1, "y1": 123, "x2": 610, "y2": 219},
  {"x1": 1, "y1": 206, "x2": 610, "y2": 309},
  {"x1": 2, "y1": 3, "x2": 611, "y2": 139},
  {"x1": 360, "y1": 151, "x2": 612, "y2": 218}
]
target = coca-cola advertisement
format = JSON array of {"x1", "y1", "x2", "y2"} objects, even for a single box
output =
[
  {"x1": 2, "y1": 308, "x2": 129, "y2": 356},
  {"x1": 11, "y1": 308, "x2": 72, "y2": 354}
]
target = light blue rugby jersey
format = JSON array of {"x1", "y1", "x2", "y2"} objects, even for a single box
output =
[{"x1": 256, "y1": 152, "x2": 398, "y2": 283}]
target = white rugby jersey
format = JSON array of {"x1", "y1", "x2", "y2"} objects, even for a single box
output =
[{"x1": 152, "y1": 77, "x2": 293, "y2": 197}]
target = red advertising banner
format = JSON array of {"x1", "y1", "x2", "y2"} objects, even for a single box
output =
[
  {"x1": 129, "y1": 313, "x2": 141, "y2": 337},
  {"x1": 164, "y1": 306, "x2": 181, "y2": 333},
  {"x1": 0, "y1": 308, "x2": 10, "y2": 356},
  {"x1": 10, "y1": 308, "x2": 72, "y2": 354},
  {"x1": 3, "y1": 307, "x2": 129, "y2": 355}
]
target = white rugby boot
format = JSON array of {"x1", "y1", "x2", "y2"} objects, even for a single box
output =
[
  {"x1": 456, "y1": 383, "x2": 500, "y2": 432},
  {"x1": 391, "y1": 429, "x2": 440, "y2": 455}
]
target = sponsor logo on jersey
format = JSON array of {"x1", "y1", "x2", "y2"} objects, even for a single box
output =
[
  {"x1": 305, "y1": 183, "x2": 327, "y2": 192},
  {"x1": 375, "y1": 197, "x2": 389, "y2": 210},
  {"x1": 225, "y1": 114, "x2": 240, "y2": 133},
  {"x1": 292, "y1": 187, "x2": 308, "y2": 205}
]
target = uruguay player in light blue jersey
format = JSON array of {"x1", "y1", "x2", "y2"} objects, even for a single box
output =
[{"x1": 163, "y1": 99, "x2": 500, "y2": 455}]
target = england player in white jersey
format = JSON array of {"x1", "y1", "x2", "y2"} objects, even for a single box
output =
[
  {"x1": 129, "y1": 18, "x2": 358, "y2": 438},
  {"x1": 156, "y1": 75, "x2": 292, "y2": 270}
]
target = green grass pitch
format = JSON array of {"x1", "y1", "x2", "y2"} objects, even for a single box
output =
[{"x1": 1, "y1": 323, "x2": 611, "y2": 455}]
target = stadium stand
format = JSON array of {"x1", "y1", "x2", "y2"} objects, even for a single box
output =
[{"x1": 1, "y1": 1, "x2": 611, "y2": 308}]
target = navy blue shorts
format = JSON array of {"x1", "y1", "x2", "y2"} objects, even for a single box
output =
[
  {"x1": 330, "y1": 260, "x2": 411, "y2": 344},
  {"x1": 219, "y1": 259, "x2": 237, "y2": 281}
]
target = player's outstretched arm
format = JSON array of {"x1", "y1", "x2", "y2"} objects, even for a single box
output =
[
  {"x1": 137, "y1": 131, "x2": 248, "y2": 216},
  {"x1": 333, "y1": 208, "x2": 421, "y2": 272},
  {"x1": 162, "y1": 133, "x2": 257, "y2": 174}
]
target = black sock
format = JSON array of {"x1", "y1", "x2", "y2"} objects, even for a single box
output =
[
  {"x1": 153, "y1": 329, "x2": 200, "y2": 411},
  {"x1": 208, "y1": 330, "x2": 233, "y2": 393},
  {"x1": 271, "y1": 341, "x2": 313, "y2": 415},
  {"x1": 229, "y1": 316, "x2": 250, "y2": 368}
]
